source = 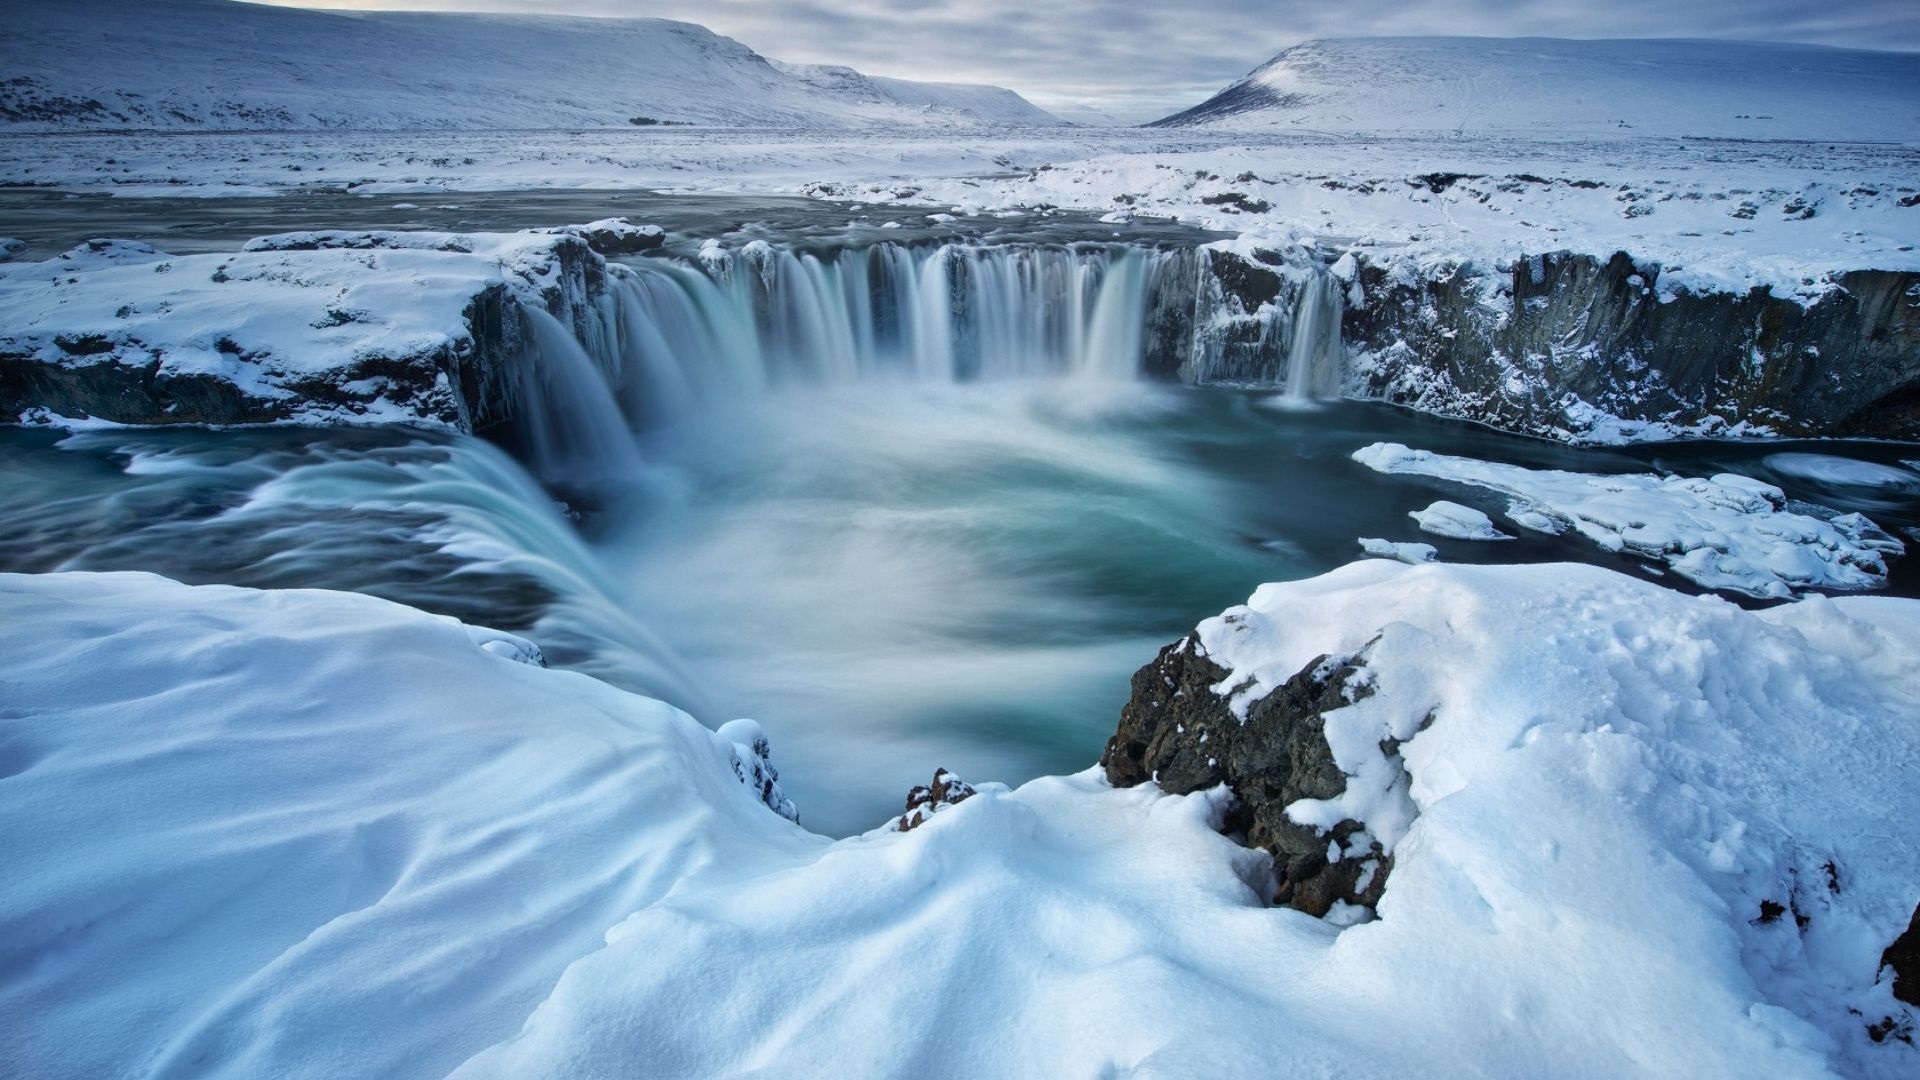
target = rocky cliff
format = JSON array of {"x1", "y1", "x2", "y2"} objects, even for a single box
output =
[{"x1": 1178, "y1": 244, "x2": 1920, "y2": 442}]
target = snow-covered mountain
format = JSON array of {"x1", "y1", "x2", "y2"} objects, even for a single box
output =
[
  {"x1": 0, "y1": 0, "x2": 1063, "y2": 131},
  {"x1": 1151, "y1": 37, "x2": 1920, "y2": 141}
]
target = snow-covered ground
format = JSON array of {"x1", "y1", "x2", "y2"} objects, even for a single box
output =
[
  {"x1": 0, "y1": 228, "x2": 610, "y2": 429},
  {"x1": 0, "y1": 0, "x2": 1061, "y2": 131},
  {"x1": 4, "y1": 564, "x2": 1915, "y2": 1077},
  {"x1": 6, "y1": 125, "x2": 1912, "y2": 300},
  {"x1": 1152, "y1": 37, "x2": 1920, "y2": 142},
  {"x1": 1355, "y1": 442, "x2": 1907, "y2": 598}
]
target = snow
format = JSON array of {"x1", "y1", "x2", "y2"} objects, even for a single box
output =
[
  {"x1": 1409, "y1": 499, "x2": 1512, "y2": 541},
  {"x1": 0, "y1": 230, "x2": 594, "y2": 428},
  {"x1": 1358, "y1": 537, "x2": 1438, "y2": 564},
  {"x1": 0, "y1": 0, "x2": 1062, "y2": 132},
  {"x1": 5, "y1": 564, "x2": 1916, "y2": 1077},
  {"x1": 1354, "y1": 442, "x2": 1905, "y2": 599},
  {"x1": 0, "y1": 571, "x2": 823, "y2": 1080},
  {"x1": 4, "y1": 134, "x2": 1913, "y2": 308},
  {"x1": 1155, "y1": 37, "x2": 1920, "y2": 142}
]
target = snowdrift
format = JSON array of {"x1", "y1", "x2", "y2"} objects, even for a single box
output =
[{"x1": 3, "y1": 563, "x2": 1916, "y2": 1076}]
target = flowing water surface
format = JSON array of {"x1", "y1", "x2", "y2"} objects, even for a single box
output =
[
  {"x1": 5, "y1": 389, "x2": 1915, "y2": 834},
  {"x1": 5, "y1": 190, "x2": 1917, "y2": 831}
]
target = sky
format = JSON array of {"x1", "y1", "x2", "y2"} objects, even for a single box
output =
[{"x1": 253, "y1": 1, "x2": 1920, "y2": 122}]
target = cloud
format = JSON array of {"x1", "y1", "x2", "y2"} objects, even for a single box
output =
[{"x1": 250, "y1": 0, "x2": 1920, "y2": 122}]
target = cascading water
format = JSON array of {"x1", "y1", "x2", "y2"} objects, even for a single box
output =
[
  {"x1": 8, "y1": 229, "x2": 1916, "y2": 835},
  {"x1": 595, "y1": 242, "x2": 1181, "y2": 429},
  {"x1": 515, "y1": 306, "x2": 645, "y2": 482},
  {"x1": 1283, "y1": 269, "x2": 1344, "y2": 400}
]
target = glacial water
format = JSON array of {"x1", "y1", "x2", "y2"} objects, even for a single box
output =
[
  {"x1": 5, "y1": 388, "x2": 1916, "y2": 834},
  {"x1": 4, "y1": 200, "x2": 1917, "y2": 831}
]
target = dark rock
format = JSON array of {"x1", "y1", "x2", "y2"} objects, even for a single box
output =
[
  {"x1": 1156, "y1": 243, "x2": 1920, "y2": 441},
  {"x1": 896, "y1": 769, "x2": 976, "y2": 832},
  {"x1": 559, "y1": 218, "x2": 666, "y2": 257},
  {"x1": 1410, "y1": 172, "x2": 1482, "y2": 194},
  {"x1": 1340, "y1": 250, "x2": 1920, "y2": 440},
  {"x1": 1100, "y1": 633, "x2": 1396, "y2": 917},
  {"x1": 1200, "y1": 192, "x2": 1274, "y2": 214},
  {"x1": 1, "y1": 235, "x2": 610, "y2": 435},
  {"x1": 1883, "y1": 903, "x2": 1920, "y2": 1006}
]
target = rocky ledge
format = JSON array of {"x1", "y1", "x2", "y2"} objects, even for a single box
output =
[
  {"x1": 1101, "y1": 632, "x2": 1402, "y2": 918},
  {"x1": 1175, "y1": 245, "x2": 1920, "y2": 443},
  {"x1": 0, "y1": 219, "x2": 661, "y2": 432}
]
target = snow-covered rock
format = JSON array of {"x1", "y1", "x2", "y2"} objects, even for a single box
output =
[
  {"x1": 0, "y1": 0, "x2": 1061, "y2": 131},
  {"x1": 3, "y1": 564, "x2": 1917, "y2": 1076},
  {"x1": 538, "y1": 218, "x2": 666, "y2": 257},
  {"x1": 1104, "y1": 637, "x2": 1398, "y2": 917},
  {"x1": 1358, "y1": 537, "x2": 1439, "y2": 564},
  {"x1": 1355, "y1": 442, "x2": 1904, "y2": 598},
  {"x1": 1409, "y1": 499, "x2": 1511, "y2": 541},
  {"x1": 0, "y1": 229, "x2": 618, "y2": 432},
  {"x1": 893, "y1": 768, "x2": 978, "y2": 832}
]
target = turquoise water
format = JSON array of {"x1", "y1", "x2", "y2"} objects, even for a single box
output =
[{"x1": 3, "y1": 387, "x2": 1915, "y2": 833}]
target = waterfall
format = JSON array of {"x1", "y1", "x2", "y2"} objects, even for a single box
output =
[
  {"x1": 514, "y1": 306, "x2": 644, "y2": 481},
  {"x1": 605, "y1": 243, "x2": 1175, "y2": 422},
  {"x1": 491, "y1": 239, "x2": 1351, "y2": 472},
  {"x1": 1283, "y1": 269, "x2": 1344, "y2": 400}
]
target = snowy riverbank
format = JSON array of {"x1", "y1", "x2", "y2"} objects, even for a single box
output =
[{"x1": 3, "y1": 564, "x2": 1916, "y2": 1077}]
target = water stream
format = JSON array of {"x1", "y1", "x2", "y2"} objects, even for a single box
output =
[
  {"x1": 5, "y1": 386, "x2": 1915, "y2": 834},
  {"x1": 3, "y1": 204, "x2": 1916, "y2": 832}
]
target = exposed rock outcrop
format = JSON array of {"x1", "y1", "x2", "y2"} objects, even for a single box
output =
[
  {"x1": 895, "y1": 769, "x2": 976, "y2": 832},
  {"x1": 1347, "y1": 251, "x2": 1920, "y2": 440},
  {"x1": 1100, "y1": 634, "x2": 1396, "y2": 917},
  {"x1": 544, "y1": 218, "x2": 666, "y2": 258},
  {"x1": 1176, "y1": 245, "x2": 1920, "y2": 441},
  {"x1": 0, "y1": 230, "x2": 623, "y2": 433},
  {"x1": 1886, "y1": 903, "x2": 1920, "y2": 1007}
]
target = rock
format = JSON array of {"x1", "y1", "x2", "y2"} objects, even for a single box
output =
[
  {"x1": 0, "y1": 231, "x2": 618, "y2": 433},
  {"x1": 717, "y1": 719, "x2": 799, "y2": 824},
  {"x1": 1164, "y1": 244, "x2": 1920, "y2": 441},
  {"x1": 896, "y1": 768, "x2": 975, "y2": 832},
  {"x1": 1340, "y1": 249, "x2": 1920, "y2": 441},
  {"x1": 1100, "y1": 635, "x2": 1397, "y2": 917},
  {"x1": 0, "y1": 237, "x2": 26, "y2": 262},
  {"x1": 1884, "y1": 902, "x2": 1920, "y2": 1006},
  {"x1": 547, "y1": 218, "x2": 665, "y2": 257},
  {"x1": 1358, "y1": 538, "x2": 1438, "y2": 564}
]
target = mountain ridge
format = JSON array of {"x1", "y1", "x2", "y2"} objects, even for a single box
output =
[
  {"x1": 1150, "y1": 36, "x2": 1920, "y2": 141},
  {"x1": 0, "y1": 0, "x2": 1064, "y2": 131}
]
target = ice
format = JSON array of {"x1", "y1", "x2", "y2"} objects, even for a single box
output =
[{"x1": 1354, "y1": 442, "x2": 1904, "y2": 598}]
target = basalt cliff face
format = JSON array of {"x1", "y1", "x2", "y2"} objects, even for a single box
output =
[
  {"x1": 0, "y1": 232, "x2": 620, "y2": 432},
  {"x1": 1183, "y1": 244, "x2": 1920, "y2": 441},
  {"x1": 4, "y1": 226, "x2": 1915, "y2": 447}
]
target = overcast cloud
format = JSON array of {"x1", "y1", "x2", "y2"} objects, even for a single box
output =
[{"x1": 256, "y1": 1, "x2": 1920, "y2": 121}]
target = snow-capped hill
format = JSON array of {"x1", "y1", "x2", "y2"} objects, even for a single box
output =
[
  {"x1": 768, "y1": 61, "x2": 1058, "y2": 125},
  {"x1": 1151, "y1": 37, "x2": 1920, "y2": 141},
  {"x1": 0, "y1": 0, "x2": 1062, "y2": 130}
]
